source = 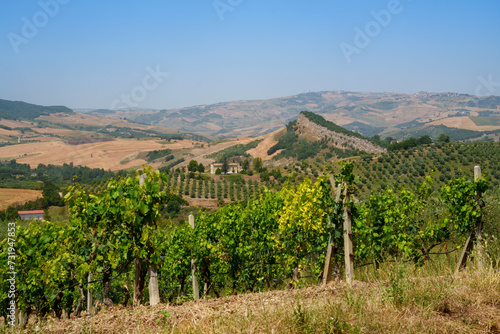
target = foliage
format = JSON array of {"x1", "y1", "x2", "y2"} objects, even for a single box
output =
[
  {"x1": 187, "y1": 160, "x2": 199, "y2": 172},
  {"x1": 205, "y1": 140, "x2": 262, "y2": 162},
  {"x1": 221, "y1": 160, "x2": 229, "y2": 174},
  {"x1": 160, "y1": 158, "x2": 185, "y2": 171},
  {"x1": 276, "y1": 175, "x2": 338, "y2": 280},
  {"x1": 390, "y1": 124, "x2": 500, "y2": 142},
  {"x1": 1, "y1": 160, "x2": 496, "y2": 323},
  {"x1": 0, "y1": 160, "x2": 114, "y2": 189},
  {"x1": 267, "y1": 123, "x2": 299, "y2": 155},
  {"x1": 301, "y1": 111, "x2": 368, "y2": 141},
  {"x1": 66, "y1": 167, "x2": 172, "y2": 305},
  {"x1": 0, "y1": 98, "x2": 73, "y2": 121},
  {"x1": 42, "y1": 180, "x2": 65, "y2": 208},
  {"x1": 252, "y1": 157, "x2": 263, "y2": 173},
  {"x1": 387, "y1": 135, "x2": 432, "y2": 151},
  {"x1": 146, "y1": 149, "x2": 173, "y2": 162},
  {"x1": 0, "y1": 221, "x2": 76, "y2": 319},
  {"x1": 355, "y1": 173, "x2": 489, "y2": 265},
  {"x1": 267, "y1": 112, "x2": 371, "y2": 161},
  {"x1": 441, "y1": 176, "x2": 489, "y2": 234},
  {"x1": 437, "y1": 134, "x2": 450, "y2": 143}
]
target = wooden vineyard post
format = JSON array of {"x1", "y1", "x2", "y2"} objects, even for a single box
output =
[
  {"x1": 343, "y1": 184, "x2": 354, "y2": 285},
  {"x1": 148, "y1": 265, "x2": 160, "y2": 306},
  {"x1": 322, "y1": 235, "x2": 334, "y2": 285},
  {"x1": 139, "y1": 173, "x2": 161, "y2": 305},
  {"x1": 189, "y1": 215, "x2": 200, "y2": 299},
  {"x1": 323, "y1": 176, "x2": 341, "y2": 285},
  {"x1": 474, "y1": 166, "x2": 485, "y2": 271},
  {"x1": 87, "y1": 273, "x2": 93, "y2": 315},
  {"x1": 454, "y1": 165, "x2": 484, "y2": 274},
  {"x1": 454, "y1": 233, "x2": 474, "y2": 275}
]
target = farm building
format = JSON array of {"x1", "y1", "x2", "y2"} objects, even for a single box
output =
[
  {"x1": 210, "y1": 163, "x2": 240, "y2": 174},
  {"x1": 18, "y1": 210, "x2": 44, "y2": 220}
]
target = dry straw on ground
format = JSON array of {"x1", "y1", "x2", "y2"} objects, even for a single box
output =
[{"x1": 22, "y1": 263, "x2": 500, "y2": 334}]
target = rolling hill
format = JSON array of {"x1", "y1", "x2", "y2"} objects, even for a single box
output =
[
  {"x1": 0, "y1": 99, "x2": 212, "y2": 171},
  {"x1": 263, "y1": 111, "x2": 385, "y2": 163},
  {"x1": 86, "y1": 91, "x2": 500, "y2": 139},
  {"x1": 0, "y1": 99, "x2": 73, "y2": 121}
]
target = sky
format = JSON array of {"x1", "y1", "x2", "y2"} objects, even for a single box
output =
[{"x1": 0, "y1": 0, "x2": 499, "y2": 110}]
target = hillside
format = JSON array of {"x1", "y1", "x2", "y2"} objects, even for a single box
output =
[
  {"x1": 0, "y1": 99, "x2": 215, "y2": 171},
  {"x1": 0, "y1": 99, "x2": 73, "y2": 121},
  {"x1": 265, "y1": 111, "x2": 385, "y2": 162},
  {"x1": 87, "y1": 91, "x2": 500, "y2": 139},
  {"x1": 297, "y1": 111, "x2": 386, "y2": 154}
]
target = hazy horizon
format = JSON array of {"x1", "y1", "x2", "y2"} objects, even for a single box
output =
[{"x1": 1, "y1": 0, "x2": 499, "y2": 110}]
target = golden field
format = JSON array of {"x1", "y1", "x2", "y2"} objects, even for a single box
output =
[
  {"x1": 0, "y1": 139, "x2": 196, "y2": 171},
  {"x1": 0, "y1": 188, "x2": 42, "y2": 210}
]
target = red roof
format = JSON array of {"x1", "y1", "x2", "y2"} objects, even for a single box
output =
[{"x1": 18, "y1": 210, "x2": 44, "y2": 215}]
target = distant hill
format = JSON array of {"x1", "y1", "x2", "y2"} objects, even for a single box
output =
[
  {"x1": 266, "y1": 111, "x2": 385, "y2": 161},
  {"x1": 0, "y1": 99, "x2": 73, "y2": 121},
  {"x1": 87, "y1": 91, "x2": 500, "y2": 140},
  {"x1": 0, "y1": 98, "x2": 211, "y2": 143}
]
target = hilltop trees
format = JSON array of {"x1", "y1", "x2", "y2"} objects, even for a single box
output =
[{"x1": 253, "y1": 157, "x2": 263, "y2": 173}]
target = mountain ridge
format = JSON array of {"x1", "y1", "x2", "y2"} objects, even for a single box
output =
[
  {"x1": 0, "y1": 99, "x2": 73, "y2": 121},
  {"x1": 85, "y1": 90, "x2": 500, "y2": 139}
]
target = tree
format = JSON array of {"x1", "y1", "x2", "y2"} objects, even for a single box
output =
[
  {"x1": 253, "y1": 157, "x2": 263, "y2": 173},
  {"x1": 437, "y1": 134, "x2": 450, "y2": 143},
  {"x1": 187, "y1": 160, "x2": 199, "y2": 172},
  {"x1": 197, "y1": 163, "x2": 205, "y2": 173},
  {"x1": 42, "y1": 181, "x2": 64, "y2": 208},
  {"x1": 215, "y1": 168, "x2": 221, "y2": 175},
  {"x1": 5, "y1": 205, "x2": 19, "y2": 221},
  {"x1": 241, "y1": 159, "x2": 250, "y2": 172},
  {"x1": 221, "y1": 160, "x2": 229, "y2": 174}
]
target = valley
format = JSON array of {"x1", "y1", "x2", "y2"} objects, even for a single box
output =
[{"x1": 1, "y1": 94, "x2": 499, "y2": 333}]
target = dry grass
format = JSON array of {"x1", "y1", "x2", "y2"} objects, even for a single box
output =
[
  {"x1": 246, "y1": 128, "x2": 283, "y2": 161},
  {"x1": 0, "y1": 188, "x2": 42, "y2": 210},
  {"x1": 0, "y1": 139, "x2": 196, "y2": 171},
  {"x1": 427, "y1": 116, "x2": 500, "y2": 131},
  {"x1": 25, "y1": 262, "x2": 500, "y2": 334}
]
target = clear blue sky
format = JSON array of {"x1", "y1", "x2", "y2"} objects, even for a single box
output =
[{"x1": 0, "y1": 0, "x2": 499, "y2": 110}]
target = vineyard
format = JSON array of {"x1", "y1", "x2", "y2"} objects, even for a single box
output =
[
  {"x1": 77, "y1": 141, "x2": 500, "y2": 211},
  {"x1": 1, "y1": 157, "x2": 498, "y2": 330}
]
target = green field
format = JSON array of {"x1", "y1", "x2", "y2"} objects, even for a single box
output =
[{"x1": 470, "y1": 116, "x2": 500, "y2": 126}]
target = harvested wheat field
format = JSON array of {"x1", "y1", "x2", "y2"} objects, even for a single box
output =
[
  {"x1": 0, "y1": 139, "x2": 196, "y2": 171},
  {"x1": 427, "y1": 116, "x2": 500, "y2": 131},
  {"x1": 0, "y1": 188, "x2": 42, "y2": 210},
  {"x1": 246, "y1": 128, "x2": 283, "y2": 161},
  {"x1": 33, "y1": 268, "x2": 500, "y2": 334}
]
